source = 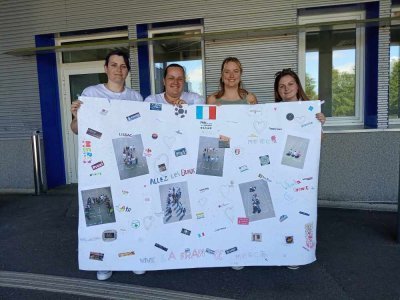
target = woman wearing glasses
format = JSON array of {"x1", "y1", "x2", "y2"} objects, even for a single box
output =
[
  {"x1": 274, "y1": 68, "x2": 326, "y2": 125},
  {"x1": 207, "y1": 57, "x2": 257, "y2": 105}
]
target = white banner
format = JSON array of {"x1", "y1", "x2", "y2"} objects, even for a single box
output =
[{"x1": 78, "y1": 97, "x2": 321, "y2": 271}]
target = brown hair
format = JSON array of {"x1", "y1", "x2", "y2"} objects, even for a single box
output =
[
  {"x1": 163, "y1": 63, "x2": 186, "y2": 93},
  {"x1": 105, "y1": 50, "x2": 131, "y2": 71},
  {"x1": 215, "y1": 57, "x2": 248, "y2": 99},
  {"x1": 163, "y1": 63, "x2": 186, "y2": 79},
  {"x1": 274, "y1": 68, "x2": 308, "y2": 102}
]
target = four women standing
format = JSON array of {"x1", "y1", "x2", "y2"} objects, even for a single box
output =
[{"x1": 71, "y1": 52, "x2": 324, "y2": 280}]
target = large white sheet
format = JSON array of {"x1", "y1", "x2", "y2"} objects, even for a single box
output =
[{"x1": 77, "y1": 97, "x2": 321, "y2": 270}]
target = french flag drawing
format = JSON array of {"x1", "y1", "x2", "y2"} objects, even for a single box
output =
[{"x1": 196, "y1": 106, "x2": 217, "y2": 120}]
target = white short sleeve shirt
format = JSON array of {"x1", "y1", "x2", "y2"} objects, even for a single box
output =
[
  {"x1": 82, "y1": 84, "x2": 143, "y2": 101},
  {"x1": 144, "y1": 92, "x2": 204, "y2": 105}
]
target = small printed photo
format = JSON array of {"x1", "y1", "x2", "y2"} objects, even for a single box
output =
[
  {"x1": 112, "y1": 135, "x2": 149, "y2": 180},
  {"x1": 181, "y1": 228, "x2": 191, "y2": 235},
  {"x1": 150, "y1": 103, "x2": 162, "y2": 111},
  {"x1": 218, "y1": 135, "x2": 231, "y2": 148},
  {"x1": 102, "y1": 230, "x2": 117, "y2": 241},
  {"x1": 281, "y1": 135, "x2": 310, "y2": 169},
  {"x1": 259, "y1": 155, "x2": 270, "y2": 166},
  {"x1": 81, "y1": 186, "x2": 116, "y2": 227},
  {"x1": 239, "y1": 165, "x2": 248, "y2": 172},
  {"x1": 239, "y1": 179, "x2": 275, "y2": 222},
  {"x1": 252, "y1": 233, "x2": 262, "y2": 242},
  {"x1": 86, "y1": 128, "x2": 102, "y2": 139},
  {"x1": 126, "y1": 112, "x2": 141, "y2": 121},
  {"x1": 89, "y1": 252, "x2": 104, "y2": 261},
  {"x1": 159, "y1": 181, "x2": 192, "y2": 224},
  {"x1": 153, "y1": 153, "x2": 169, "y2": 174},
  {"x1": 174, "y1": 148, "x2": 187, "y2": 157},
  {"x1": 196, "y1": 136, "x2": 225, "y2": 177},
  {"x1": 158, "y1": 163, "x2": 167, "y2": 172}
]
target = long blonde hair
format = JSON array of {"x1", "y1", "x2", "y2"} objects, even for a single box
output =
[{"x1": 215, "y1": 57, "x2": 248, "y2": 99}]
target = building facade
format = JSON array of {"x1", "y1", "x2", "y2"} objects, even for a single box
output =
[{"x1": 0, "y1": 0, "x2": 399, "y2": 208}]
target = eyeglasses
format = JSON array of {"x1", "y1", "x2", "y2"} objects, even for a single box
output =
[{"x1": 274, "y1": 68, "x2": 296, "y2": 78}]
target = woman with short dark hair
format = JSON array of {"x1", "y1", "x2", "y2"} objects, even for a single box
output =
[{"x1": 144, "y1": 63, "x2": 204, "y2": 105}]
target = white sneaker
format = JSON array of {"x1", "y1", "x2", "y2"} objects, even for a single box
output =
[
  {"x1": 287, "y1": 265, "x2": 300, "y2": 270},
  {"x1": 133, "y1": 270, "x2": 146, "y2": 275},
  {"x1": 97, "y1": 271, "x2": 112, "y2": 280},
  {"x1": 231, "y1": 266, "x2": 244, "y2": 270}
]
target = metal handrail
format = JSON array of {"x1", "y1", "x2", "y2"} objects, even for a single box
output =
[{"x1": 31, "y1": 131, "x2": 45, "y2": 195}]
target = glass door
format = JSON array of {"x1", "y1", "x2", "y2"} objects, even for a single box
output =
[{"x1": 60, "y1": 62, "x2": 107, "y2": 183}]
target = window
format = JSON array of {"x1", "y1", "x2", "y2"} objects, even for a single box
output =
[
  {"x1": 148, "y1": 26, "x2": 204, "y2": 96},
  {"x1": 390, "y1": 9, "x2": 400, "y2": 123},
  {"x1": 58, "y1": 31, "x2": 129, "y2": 63},
  {"x1": 299, "y1": 11, "x2": 365, "y2": 125},
  {"x1": 56, "y1": 30, "x2": 131, "y2": 96}
]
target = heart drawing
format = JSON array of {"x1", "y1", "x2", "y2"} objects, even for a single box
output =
[
  {"x1": 295, "y1": 116, "x2": 306, "y2": 125},
  {"x1": 163, "y1": 136, "x2": 176, "y2": 149},
  {"x1": 253, "y1": 120, "x2": 268, "y2": 134}
]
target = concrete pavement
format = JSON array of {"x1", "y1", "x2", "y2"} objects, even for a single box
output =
[{"x1": 0, "y1": 184, "x2": 399, "y2": 299}]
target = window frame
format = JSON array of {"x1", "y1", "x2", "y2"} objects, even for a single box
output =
[
  {"x1": 389, "y1": 7, "x2": 400, "y2": 125},
  {"x1": 55, "y1": 31, "x2": 131, "y2": 85},
  {"x1": 148, "y1": 25, "x2": 205, "y2": 96},
  {"x1": 298, "y1": 11, "x2": 365, "y2": 126}
]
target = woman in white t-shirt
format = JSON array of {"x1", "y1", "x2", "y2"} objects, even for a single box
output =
[
  {"x1": 69, "y1": 50, "x2": 144, "y2": 281},
  {"x1": 70, "y1": 50, "x2": 143, "y2": 134},
  {"x1": 144, "y1": 63, "x2": 204, "y2": 105}
]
